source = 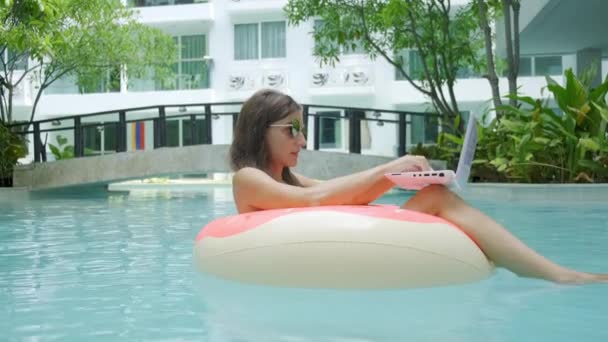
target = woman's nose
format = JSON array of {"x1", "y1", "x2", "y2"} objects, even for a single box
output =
[{"x1": 296, "y1": 131, "x2": 306, "y2": 146}]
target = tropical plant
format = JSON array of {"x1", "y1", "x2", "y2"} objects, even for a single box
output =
[
  {"x1": 0, "y1": 122, "x2": 27, "y2": 186},
  {"x1": 439, "y1": 68, "x2": 608, "y2": 183},
  {"x1": 48, "y1": 134, "x2": 74, "y2": 160},
  {"x1": 408, "y1": 140, "x2": 454, "y2": 165}
]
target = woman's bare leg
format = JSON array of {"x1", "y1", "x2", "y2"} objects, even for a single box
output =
[{"x1": 402, "y1": 185, "x2": 608, "y2": 284}]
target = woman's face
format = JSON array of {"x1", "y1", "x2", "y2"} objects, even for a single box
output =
[{"x1": 266, "y1": 111, "x2": 307, "y2": 169}]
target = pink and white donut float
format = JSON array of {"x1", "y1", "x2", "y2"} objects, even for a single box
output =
[{"x1": 194, "y1": 205, "x2": 494, "y2": 289}]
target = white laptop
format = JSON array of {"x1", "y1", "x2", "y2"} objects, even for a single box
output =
[{"x1": 385, "y1": 114, "x2": 478, "y2": 191}]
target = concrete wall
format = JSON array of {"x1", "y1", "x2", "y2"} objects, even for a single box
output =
[{"x1": 13, "y1": 145, "x2": 447, "y2": 190}]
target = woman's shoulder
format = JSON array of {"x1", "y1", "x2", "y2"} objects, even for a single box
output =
[
  {"x1": 232, "y1": 168, "x2": 271, "y2": 213},
  {"x1": 233, "y1": 167, "x2": 273, "y2": 188},
  {"x1": 234, "y1": 167, "x2": 266, "y2": 180}
]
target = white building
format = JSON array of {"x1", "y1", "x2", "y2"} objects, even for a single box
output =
[{"x1": 8, "y1": 0, "x2": 608, "y2": 161}]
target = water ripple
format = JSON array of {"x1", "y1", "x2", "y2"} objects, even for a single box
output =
[{"x1": 0, "y1": 188, "x2": 607, "y2": 341}]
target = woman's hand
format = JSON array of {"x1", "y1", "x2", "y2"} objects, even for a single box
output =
[{"x1": 385, "y1": 155, "x2": 433, "y2": 173}]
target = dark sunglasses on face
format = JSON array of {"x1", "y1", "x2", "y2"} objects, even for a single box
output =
[{"x1": 269, "y1": 118, "x2": 306, "y2": 138}]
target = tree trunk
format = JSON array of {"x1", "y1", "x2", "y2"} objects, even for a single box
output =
[
  {"x1": 7, "y1": 86, "x2": 13, "y2": 123},
  {"x1": 407, "y1": 7, "x2": 459, "y2": 132},
  {"x1": 511, "y1": 0, "x2": 521, "y2": 103},
  {"x1": 0, "y1": 85, "x2": 6, "y2": 123},
  {"x1": 503, "y1": 0, "x2": 518, "y2": 107},
  {"x1": 477, "y1": 0, "x2": 503, "y2": 115},
  {"x1": 28, "y1": 84, "x2": 45, "y2": 129},
  {"x1": 447, "y1": 79, "x2": 464, "y2": 133}
]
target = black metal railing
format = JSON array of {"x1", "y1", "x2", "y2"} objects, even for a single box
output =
[{"x1": 7, "y1": 102, "x2": 445, "y2": 163}]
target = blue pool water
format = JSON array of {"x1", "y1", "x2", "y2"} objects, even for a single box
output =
[{"x1": 1, "y1": 186, "x2": 607, "y2": 341}]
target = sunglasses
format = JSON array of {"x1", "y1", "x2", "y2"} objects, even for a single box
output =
[{"x1": 269, "y1": 118, "x2": 306, "y2": 138}]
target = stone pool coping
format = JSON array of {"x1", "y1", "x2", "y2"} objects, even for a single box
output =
[
  {"x1": 3, "y1": 182, "x2": 608, "y2": 202},
  {"x1": 462, "y1": 183, "x2": 608, "y2": 202}
]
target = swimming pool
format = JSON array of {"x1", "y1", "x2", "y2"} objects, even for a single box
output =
[{"x1": 1, "y1": 186, "x2": 607, "y2": 341}]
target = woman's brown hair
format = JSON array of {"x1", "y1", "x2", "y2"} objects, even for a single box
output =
[{"x1": 229, "y1": 89, "x2": 303, "y2": 186}]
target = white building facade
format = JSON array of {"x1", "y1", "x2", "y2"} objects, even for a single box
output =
[{"x1": 9, "y1": 0, "x2": 608, "y2": 161}]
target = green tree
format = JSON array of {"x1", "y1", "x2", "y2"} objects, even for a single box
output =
[
  {"x1": 285, "y1": 0, "x2": 484, "y2": 132},
  {"x1": 475, "y1": 0, "x2": 521, "y2": 113},
  {"x1": 501, "y1": 0, "x2": 521, "y2": 107},
  {"x1": 0, "y1": 0, "x2": 176, "y2": 125}
]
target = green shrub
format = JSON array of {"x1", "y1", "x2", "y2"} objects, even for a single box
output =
[
  {"x1": 0, "y1": 123, "x2": 27, "y2": 185},
  {"x1": 438, "y1": 68, "x2": 608, "y2": 183},
  {"x1": 48, "y1": 135, "x2": 74, "y2": 160}
]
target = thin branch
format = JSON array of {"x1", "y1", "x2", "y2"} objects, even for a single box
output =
[
  {"x1": 437, "y1": 2, "x2": 459, "y2": 111},
  {"x1": 437, "y1": 0, "x2": 456, "y2": 83},
  {"x1": 405, "y1": 8, "x2": 442, "y2": 103},
  {"x1": 0, "y1": 46, "x2": 7, "y2": 61},
  {"x1": 358, "y1": 4, "x2": 432, "y2": 97},
  {"x1": 4, "y1": 50, "x2": 22, "y2": 68},
  {"x1": 438, "y1": 1, "x2": 460, "y2": 116},
  {"x1": 0, "y1": 86, "x2": 6, "y2": 122},
  {"x1": 419, "y1": 2, "x2": 452, "y2": 114},
  {"x1": 24, "y1": 63, "x2": 77, "y2": 129},
  {"x1": 511, "y1": 161, "x2": 572, "y2": 173},
  {"x1": 0, "y1": 49, "x2": 9, "y2": 85},
  {"x1": 43, "y1": 66, "x2": 77, "y2": 88},
  {"x1": 477, "y1": 0, "x2": 503, "y2": 113},
  {"x1": 512, "y1": 0, "x2": 520, "y2": 76},
  {"x1": 13, "y1": 63, "x2": 41, "y2": 87}
]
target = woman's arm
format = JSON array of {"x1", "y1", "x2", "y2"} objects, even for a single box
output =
[
  {"x1": 293, "y1": 171, "x2": 322, "y2": 187},
  {"x1": 233, "y1": 156, "x2": 431, "y2": 212}
]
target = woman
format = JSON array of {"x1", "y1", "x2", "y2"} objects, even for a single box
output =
[{"x1": 229, "y1": 88, "x2": 608, "y2": 284}]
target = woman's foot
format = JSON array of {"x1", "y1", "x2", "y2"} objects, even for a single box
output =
[
  {"x1": 589, "y1": 274, "x2": 608, "y2": 283},
  {"x1": 556, "y1": 272, "x2": 608, "y2": 284}
]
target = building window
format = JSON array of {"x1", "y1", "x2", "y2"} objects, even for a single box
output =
[
  {"x1": 261, "y1": 22, "x2": 287, "y2": 58},
  {"x1": 318, "y1": 111, "x2": 342, "y2": 149},
  {"x1": 534, "y1": 56, "x2": 562, "y2": 76},
  {"x1": 177, "y1": 35, "x2": 209, "y2": 89},
  {"x1": 155, "y1": 118, "x2": 208, "y2": 147},
  {"x1": 395, "y1": 50, "x2": 425, "y2": 81},
  {"x1": 234, "y1": 24, "x2": 258, "y2": 60},
  {"x1": 45, "y1": 67, "x2": 121, "y2": 95},
  {"x1": 504, "y1": 56, "x2": 560, "y2": 77},
  {"x1": 77, "y1": 67, "x2": 121, "y2": 94},
  {"x1": 235, "y1": 21, "x2": 286, "y2": 60},
  {"x1": 82, "y1": 122, "x2": 117, "y2": 155},
  {"x1": 44, "y1": 75, "x2": 79, "y2": 95},
  {"x1": 182, "y1": 118, "x2": 207, "y2": 146},
  {"x1": 395, "y1": 49, "x2": 482, "y2": 80},
  {"x1": 411, "y1": 114, "x2": 439, "y2": 145},
  {"x1": 518, "y1": 57, "x2": 532, "y2": 76},
  {"x1": 313, "y1": 20, "x2": 364, "y2": 56},
  {"x1": 166, "y1": 120, "x2": 180, "y2": 147},
  {"x1": 130, "y1": 34, "x2": 209, "y2": 91}
]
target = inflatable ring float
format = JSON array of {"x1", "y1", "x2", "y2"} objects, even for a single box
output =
[{"x1": 194, "y1": 205, "x2": 494, "y2": 289}]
